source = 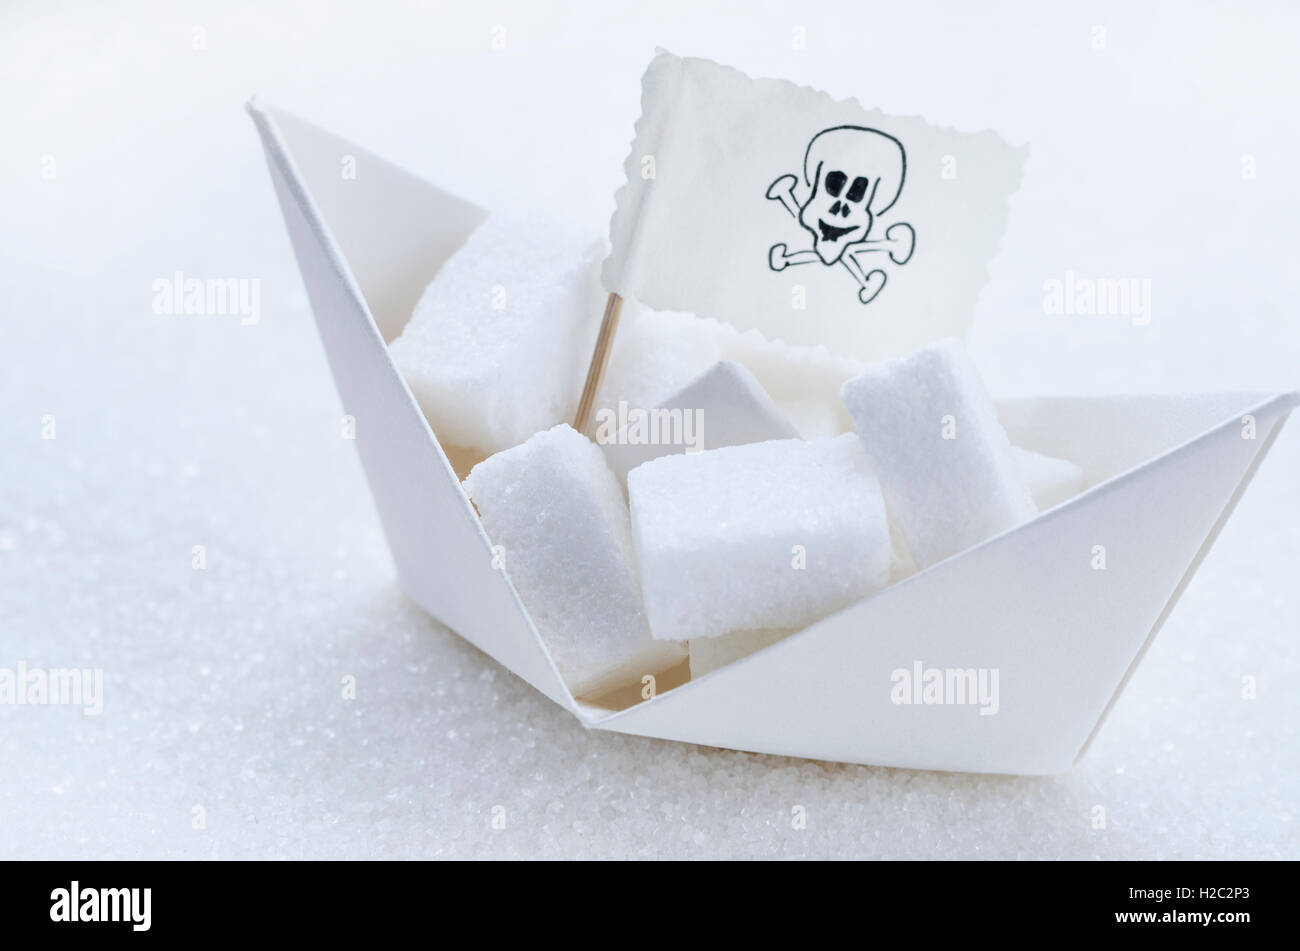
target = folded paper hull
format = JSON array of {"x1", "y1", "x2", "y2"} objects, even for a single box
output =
[{"x1": 250, "y1": 101, "x2": 1297, "y2": 775}]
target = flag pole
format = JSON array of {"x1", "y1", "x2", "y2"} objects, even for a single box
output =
[{"x1": 573, "y1": 291, "x2": 623, "y2": 436}]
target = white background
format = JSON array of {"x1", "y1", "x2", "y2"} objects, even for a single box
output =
[{"x1": 1, "y1": 0, "x2": 1297, "y2": 858}]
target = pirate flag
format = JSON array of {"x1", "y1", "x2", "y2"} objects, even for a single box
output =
[{"x1": 602, "y1": 51, "x2": 1027, "y2": 363}]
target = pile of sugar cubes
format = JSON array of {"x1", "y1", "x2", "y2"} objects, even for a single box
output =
[{"x1": 391, "y1": 217, "x2": 1085, "y2": 703}]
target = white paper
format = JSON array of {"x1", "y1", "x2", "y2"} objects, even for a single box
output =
[
  {"x1": 251, "y1": 102, "x2": 1298, "y2": 774},
  {"x1": 604, "y1": 52, "x2": 1027, "y2": 361}
]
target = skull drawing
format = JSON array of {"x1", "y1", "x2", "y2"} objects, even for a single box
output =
[
  {"x1": 798, "y1": 126, "x2": 906, "y2": 264},
  {"x1": 766, "y1": 125, "x2": 915, "y2": 305}
]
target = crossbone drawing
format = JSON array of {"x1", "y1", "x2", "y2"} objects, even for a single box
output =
[{"x1": 767, "y1": 125, "x2": 916, "y2": 305}]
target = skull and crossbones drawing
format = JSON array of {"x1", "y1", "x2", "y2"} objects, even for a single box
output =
[{"x1": 767, "y1": 125, "x2": 916, "y2": 304}]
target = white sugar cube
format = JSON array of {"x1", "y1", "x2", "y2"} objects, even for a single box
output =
[
  {"x1": 597, "y1": 360, "x2": 798, "y2": 486},
  {"x1": 841, "y1": 338, "x2": 1036, "y2": 570},
  {"x1": 628, "y1": 434, "x2": 891, "y2": 642},
  {"x1": 689, "y1": 628, "x2": 795, "y2": 679},
  {"x1": 1012, "y1": 446, "x2": 1085, "y2": 510},
  {"x1": 390, "y1": 216, "x2": 601, "y2": 455},
  {"x1": 463, "y1": 425, "x2": 686, "y2": 698}
]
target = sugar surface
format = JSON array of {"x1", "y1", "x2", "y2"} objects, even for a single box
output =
[
  {"x1": 628, "y1": 435, "x2": 891, "y2": 641},
  {"x1": 463, "y1": 426, "x2": 685, "y2": 698},
  {"x1": 842, "y1": 339, "x2": 1037, "y2": 569},
  {"x1": 390, "y1": 216, "x2": 601, "y2": 456},
  {"x1": 4, "y1": 2, "x2": 1298, "y2": 860}
]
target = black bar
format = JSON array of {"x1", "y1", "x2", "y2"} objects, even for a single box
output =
[{"x1": 0, "y1": 859, "x2": 1285, "y2": 938}]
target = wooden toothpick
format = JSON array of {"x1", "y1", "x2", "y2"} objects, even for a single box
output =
[{"x1": 573, "y1": 292, "x2": 623, "y2": 437}]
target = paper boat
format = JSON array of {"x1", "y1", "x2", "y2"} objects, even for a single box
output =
[{"x1": 249, "y1": 102, "x2": 1297, "y2": 775}]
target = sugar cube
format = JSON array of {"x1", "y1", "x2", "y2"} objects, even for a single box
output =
[
  {"x1": 841, "y1": 338, "x2": 1036, "y2": 570},
  {"x1": 689, "y1": 628, "x2": 795, "y2": 679},
  {"x1": 1012, "y1": 446, "x2": 1085, "y2": 510},
  {"x1": 463, "y1": 424, "x2": 686, "y2": 698},
  {"x1": 597, "y1": 360, "x2": 799, "y2": 486},
  {"x1": 628, "y1": 434, "x2": 892, "y2": 642},
  {"x1": 390, "y1": 216, "x2": 601, "y2": 456}
]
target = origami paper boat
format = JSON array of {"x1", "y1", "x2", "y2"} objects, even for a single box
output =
[{"x1": 249, "y1": 102, "x2": 1297, "y2": 775}]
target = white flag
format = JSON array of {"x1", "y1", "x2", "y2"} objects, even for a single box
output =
[{"x1": 603, "y1": 52, "x2": 1027, "y2": 362}]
